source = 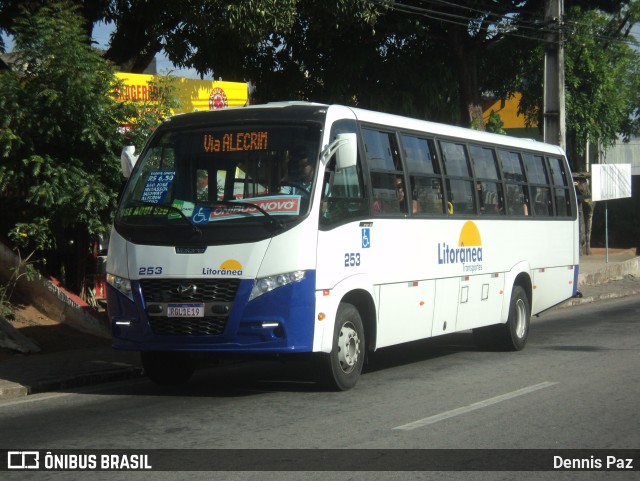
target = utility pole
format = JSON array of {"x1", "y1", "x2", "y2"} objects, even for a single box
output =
[{"x1": 543, "y1": 0, "x2": 566, "y2": 151}]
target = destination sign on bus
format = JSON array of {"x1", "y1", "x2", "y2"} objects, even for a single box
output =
[{"x1": 203, "y1": 131, "x2": 268, "y2": 153}]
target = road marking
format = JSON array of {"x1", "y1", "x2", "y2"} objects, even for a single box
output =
[{"x1": 393, "y1": 381, "x2": 558, "y2": 431}]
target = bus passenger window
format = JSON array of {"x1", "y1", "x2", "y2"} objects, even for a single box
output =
[
  {"x1": 505, "y1": 184, "x2": 530, "y2": 216},
  {"x1": 363, "y1": 128, "x2": 398, "y2": 170},
  {"x1": 477, "y1": 182, "x2": 504, "y2": 215},
  {"x1": 530, "y1": 186, "x2": 553, "y2": 216},
  {"x1": 412, "y1": 177, "x2": 445, "y2": 214},
  {"x1": 554, "y1": 188, "x2": 570, "y2": 216},
  {"x1": 401, "y1": 135, "x2": 439, "y2": 174},
  {"x1": 445, "y1": 179, "x2": 475, "y2": 215},
  {"x1": 469, "y1": 145, "x2": 499, "y2": 179},
  {"x1": 371, "y1": 173, "x2": 405, "y2": 214},
  {"x1": 498, "y1": 150, "x2": 526, "y2": 182},
  {"x1": 440, "y1": 141, "x2": 471, "y2": 177}
]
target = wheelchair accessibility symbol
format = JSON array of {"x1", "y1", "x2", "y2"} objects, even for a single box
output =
[
  {"x1": 361, "y1": 228, "x2": 370, "y2": 248},
  {"x1": 192, "y1": 207, "x2": 211, "y2": 224}
]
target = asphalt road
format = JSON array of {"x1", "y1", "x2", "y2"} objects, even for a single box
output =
[{"x1": 1, "y1": 297, "x2": 639, "y2": 481}]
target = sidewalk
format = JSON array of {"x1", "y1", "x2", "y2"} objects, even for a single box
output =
[{"x1": 0, "y1": 249, "x2": 638, "y2": 401}]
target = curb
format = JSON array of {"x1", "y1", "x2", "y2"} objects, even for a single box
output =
[
  {"x1": 27, "y1": 366, "x2": 145, "y2": 395},
  {"x1": 560, "y1": 287, "x2": 640, "y2": 308},
  {"x1": 0, "y1": 382, "x2": 28, "y2": 400},
  {"x1": 0, "y1": 365, "x2": 144, "y2": 401}
]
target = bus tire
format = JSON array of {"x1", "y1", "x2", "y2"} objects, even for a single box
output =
[
  {"x1": 503, "y1": 285, "x2": 530, "y2": 351},
  {"x1": 141, "y1": 351, "x2": 196, "y2": 386},
  {"x1": 318, "y1": 303, "x2": 365, "y2": 391},
  {"x1": 473, "y1": 285, "x2": 530, "y2": 351}
]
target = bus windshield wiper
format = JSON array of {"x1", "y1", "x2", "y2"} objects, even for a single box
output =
[
  {"x1": 129, "y1": 200, "x2": 202, "y2": 236},
  {"x1": 205, "y1": 200, "x2": 284, "y2": 229}
]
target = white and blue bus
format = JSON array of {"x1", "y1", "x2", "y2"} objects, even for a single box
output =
[{"x1": 106, "y1": 102, "x2": 579, "y2": 390}]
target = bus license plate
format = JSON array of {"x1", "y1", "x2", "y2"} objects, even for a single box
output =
[{"x1": 167, "y1": 303, "x2": 204, "y2": 318}]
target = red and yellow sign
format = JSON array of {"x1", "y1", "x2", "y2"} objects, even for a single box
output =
[{"x1": 114, "y1": 72, "x2": 249, "y2": 114}]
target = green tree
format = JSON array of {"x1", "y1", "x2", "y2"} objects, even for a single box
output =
[
  {"x1": 1, "y1": 1, "x2": 299, "y2": 75},
  {"x1": 515, "y1": 4, "x2": 640, "y2": 254},
  {"x1": 517, "y1": 5, "x2": 640, "y2": 161},
  {"x1": 0, "y1": 2, "x2": 126, "y2": 295}
]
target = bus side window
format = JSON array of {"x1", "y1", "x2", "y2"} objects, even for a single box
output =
[
  {"x1": 446, "y1": 178, "x2": 476, "y2": 215},
  {"x1": 364, "y1": 128, "x2": 407, "y2": 215},
  {"x1": 400, "y1": 134, "x2": 443, "y2": 215},
  {"x1": 440, "y1": 141, "x2": 475, "y2": 215},
  {"x1": 498, "y1": 150, "x2": 529, "y2": 217},
  {"x1": 523, "y1": 154, "x2": 553, "y2": 217},
  {"x1": 505, "y1": 184, "x2": 530, "y2": 216},
  {"x1": 477, "y1": 181, "x2": 505, "y2": 215},
  {"x1": 548, "y1": 156, "x2": 572, "y2": 216},
  {"x1": 413, "y1": 177, "x2": 445, "y2": 214},
  {"x1": 530, "y1": 186, "x2": 553, "y2": 216}
]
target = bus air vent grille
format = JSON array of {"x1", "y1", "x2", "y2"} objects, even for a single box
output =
[
  {"x1": 140, "y1": 279, "x2": 240, "y2": 336},
  {"x1": 139, "y1": 279, "x2": 240, "y2": 303}
]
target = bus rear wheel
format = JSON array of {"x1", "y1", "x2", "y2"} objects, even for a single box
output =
[
  {"x1": 318, "y1": 303, "x2": 365, "y2": 391},
  {"x1": 473, "y1": 285, "x2": 530, "y2": 351},
  {"x1": 141, "y1": 351, "x2": 196, "y2": 386}
]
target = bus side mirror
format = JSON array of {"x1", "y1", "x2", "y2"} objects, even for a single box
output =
[
  {"x1": 335, "y1": 133, "x2": 357, "y2": 170},
  {"x1": 121, "y1": 146, "x2": 138, "y2": 178}
]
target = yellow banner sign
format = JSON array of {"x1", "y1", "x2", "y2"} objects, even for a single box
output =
[{"x1": 115, "y1": 73, "x2": 249, "y2": 114}]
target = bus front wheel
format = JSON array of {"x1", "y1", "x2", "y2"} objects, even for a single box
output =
[
  {"x1": 141, "y1": 351, "x2": 196, "y2": 386},
  {"x1": 318, "y1": 303, "x2": 365, "y2": 391}
]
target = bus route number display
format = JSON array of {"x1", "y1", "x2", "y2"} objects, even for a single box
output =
[{"x1": 203, "y1": 131, "x2": 268, "y2": 153}]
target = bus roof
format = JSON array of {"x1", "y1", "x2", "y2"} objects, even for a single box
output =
[
  {"x1": 345, "y1": 105, "x2": 566, "y2": 157},
  {"x1": 161, "y1": 101, "x2": 566, "y2": 157}
]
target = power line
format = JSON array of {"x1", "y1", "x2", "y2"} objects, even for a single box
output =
[{"x1": 370, "y1": 0, "x2": 640, "y2": 50}]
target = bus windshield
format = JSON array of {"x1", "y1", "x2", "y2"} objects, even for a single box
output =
[{"x1": 116, "y1": 123, "x2": 321, "y2": 242}]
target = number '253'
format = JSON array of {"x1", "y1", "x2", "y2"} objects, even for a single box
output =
[
  {"x1": 344, "y1": 253, "x2": 360, "y2": 267},
  {"x1": 139, "y1": 266, "x2": 163, "y2": 275}
]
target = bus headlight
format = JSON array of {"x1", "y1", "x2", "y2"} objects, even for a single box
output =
[
  {"x1": 249, "y1": 271, "x2": 306, "y2": 301},
  {"x1": 106, "y1": 273, "x2": 133, "y2": 301}
]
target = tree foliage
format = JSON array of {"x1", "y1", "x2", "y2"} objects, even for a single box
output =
[
  {"x1": 4, "y1": 1, "x2": 638, "y2": 134},
  {"x1": 241, "y1": 1, "x2": 459, "y2": 122},
  {"x1": 0, "y1": 2, "x2": 127, "y2": 293},
  {"x1": 516, "y1": 3, "x2": 640, "y2": 170}
]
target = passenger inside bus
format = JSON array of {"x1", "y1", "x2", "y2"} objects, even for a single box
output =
[
  {"x1": 395, "y1": 177, "x2": 418, "y2": 214},
  {"x1": 506, "y1": 186, "x2": 529, "y2": 216}
]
